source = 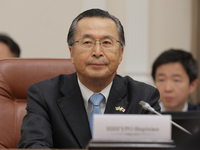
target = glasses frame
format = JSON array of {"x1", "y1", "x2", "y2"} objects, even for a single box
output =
[{"x1": 73, "y1": 37, "x2": 121, "y2": 49}]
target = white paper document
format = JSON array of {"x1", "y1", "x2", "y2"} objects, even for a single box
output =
[{"x1": 93, "y1": 114, "x2": 171, "y2": 140}]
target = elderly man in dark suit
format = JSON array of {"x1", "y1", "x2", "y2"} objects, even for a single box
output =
[{"x1": 18, "y1": 9, "x2": 160, "y2": 149}]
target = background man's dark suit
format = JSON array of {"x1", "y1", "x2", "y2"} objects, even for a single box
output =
[
  {"x1": 18, "y1": 73, "x2": 160, "y2": 149},
  {"x1": 188, "y1": 103, "x2": 200, "y2": 111}
]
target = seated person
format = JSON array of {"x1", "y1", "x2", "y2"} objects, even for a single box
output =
[
  {"x1": 0, "y1": 34, "x2": 20, "y2": 58},
  {"x1": 18, "y1": 8, "x2": 160, "y2": 149},
  {"x1": 152, "y1": 49, "x2": 200, "y2": 112}
]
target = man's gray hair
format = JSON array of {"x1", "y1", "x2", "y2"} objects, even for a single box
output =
[{"x1": 67, "y1": 9, "x2": 125, "y2": 47}]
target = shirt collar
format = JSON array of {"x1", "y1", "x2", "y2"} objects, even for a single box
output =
[
  {"x1": 159, "y1": 101, "x2": 188, "y2": 112},
  {"x1": 77, "y1": 77, "x2": 112, "y2": 108}
]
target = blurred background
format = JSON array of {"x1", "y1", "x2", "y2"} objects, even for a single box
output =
[{"x1": 0, "y1": 0, "x2": 199, "y2": 103}]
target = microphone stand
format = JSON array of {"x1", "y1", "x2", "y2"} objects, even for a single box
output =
[{"x1": 139, "y1": 101, "x2": 192, "y2": 135}]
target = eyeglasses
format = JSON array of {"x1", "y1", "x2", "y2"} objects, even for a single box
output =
[{"x1": 73, "y1": 37, "x2": 121, "y2": 49}]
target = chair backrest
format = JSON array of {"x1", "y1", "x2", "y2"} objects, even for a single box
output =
[{"x1": 0, "y1": 58, "x2": 76, "y2": 148}]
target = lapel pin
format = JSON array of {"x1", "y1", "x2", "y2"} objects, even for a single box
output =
[{"x1": 115, "y1": 106, "x2": 125, "y2": 112}]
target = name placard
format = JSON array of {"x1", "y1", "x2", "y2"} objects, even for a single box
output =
[{"x1": 93, "y1": 114, "x2": 171, "y2": 140}]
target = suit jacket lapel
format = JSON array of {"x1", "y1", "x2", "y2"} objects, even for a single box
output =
[
  {"x1": 57, "y1": 73, "x2": 91, "y2": 148},
  {"x1": 105, "y1": 75, "x2": 129, "y2": 114}
]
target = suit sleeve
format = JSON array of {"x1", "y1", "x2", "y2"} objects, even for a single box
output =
[
  {"x1": 146, "y1": 87, "x2": 161, "y2": 113},
  {"x1": 17, "y1": 84, "x2": 53, "y2": 148}
]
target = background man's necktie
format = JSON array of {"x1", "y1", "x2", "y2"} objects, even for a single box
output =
[{"x1": 89, "y1": 93, "x2": 104, "y2": 136}]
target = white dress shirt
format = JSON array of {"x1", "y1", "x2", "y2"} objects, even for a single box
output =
[
  {"x1": 159, "y1": 101, "x2": 188, "y2": 112},
  {"x1": 77, "y1": 77, "x2": 112, "y2": 119}
]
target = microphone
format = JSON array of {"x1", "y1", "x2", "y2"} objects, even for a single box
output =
[{"x1": 139, "y1": 101, "x2": 192, "y2": 135}]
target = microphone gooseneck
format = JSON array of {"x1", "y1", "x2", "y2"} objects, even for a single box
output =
[{"x1": 139, "y1": 101, "x2": 192, "y2": 135}]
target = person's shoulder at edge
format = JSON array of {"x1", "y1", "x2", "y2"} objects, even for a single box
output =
[
  {"x1": 28, "y1": 73, "x2": 77, "y2": 90},
  {"x1": 115, "y1": 74, "x2": 157, "y2": 90},
  {"x1": 115, "y1": 74, "x2": 160, "y2": 103},
  {"x1": 115, "y1": 74, "x2": 161, "y2": 113}
]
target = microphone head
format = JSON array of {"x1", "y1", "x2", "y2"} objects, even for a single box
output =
[
  {"x1": 139, "y1": 100, "x2": 155, "y2": 112},
  {"x1": 139, "y1": 101, "x2": 148, "y2": 110},
  {"x1": 139, "y1": 101, "x2": 146, "y2": 106}
]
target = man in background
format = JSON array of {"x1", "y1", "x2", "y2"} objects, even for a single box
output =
[
  {"x1": 0, "y1": 34, "x2": 20, "y2": 58},
  {"x1": 152, "y1": 49, "x2": 200, "y2": 112}
]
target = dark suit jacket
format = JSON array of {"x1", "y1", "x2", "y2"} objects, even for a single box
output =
[
  {"x1": 188, "y1": 102, "x2": 200, "y2": 111},
  {"x1": 18, "y1": 73, "x2": 160, "y2": 149}
]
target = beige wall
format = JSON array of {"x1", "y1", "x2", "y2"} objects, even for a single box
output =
[
  {"x1": 0, "y1": 0, "x2": 192, "y2": 84},
  {"x1": 149, "y1": 0, "x2": 192, "y2": 84},
  {"x1": 0, "y1": 0, "x2": 82, "y2": 58}
]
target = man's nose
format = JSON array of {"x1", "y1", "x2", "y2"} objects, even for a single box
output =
[
  {"x1": 164, "y1": 81, "x2": 173, "y2": 91},
  {"x1": 92, "y1": 41, "x2": 103, "y2": 57}
]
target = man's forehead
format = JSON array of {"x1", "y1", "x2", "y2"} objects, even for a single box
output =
[
  {"x1": 75, "y1": 17, "x2": 118, "y2": 38},
  {"x1": 156, "y1": 73, "x2": 183, "y2": 78},
  {"x1": 155, "y1": 62, "x2": 188, "y2": 77},
  {"x1": 76, "y1": 17, "x2": 116, "y2": 28},
  {"x1": 78, "y1": 16, "x2": 114, "y2": 22}
]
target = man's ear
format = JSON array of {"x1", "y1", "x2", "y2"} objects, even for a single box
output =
[
  {"x1": 119, "y1": 47, "x2": 124, "y2": 64},
  {"x1": 189, "y1": 79, "x2": 199, "y2": 94},
  {"x1": 69, "y1": 46, "x2": 74, "y2": 64}
]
